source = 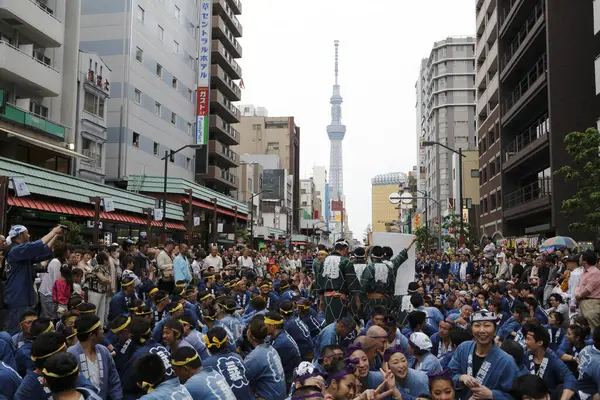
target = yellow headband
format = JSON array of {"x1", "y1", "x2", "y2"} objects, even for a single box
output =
[
  {"x1": 171, "y1": 352, "x2": 199, "y2": 366},
  {"x1": 141, "y1": 381, "x2": 155, "y2": 393},
  {"x1": 223, "y1": 304, "x2": 236, "y2": 311},
  {"x1": 204, "y1": 275, "x2": 215, "y2": 280},
  {"x1": 203, "y1": 334, "x2": 227, "y2": 348},
  {"x1": 139, "y1": 328, "x2": 152, "y2": 344},
  {"x1": 318, "y1": 250, "x2": 328, "y2": 256},
  {"x1": 66, "y1": 330, "x2": 78, "y2": 340},
  {"x1": 264, "y1": 317, "x2": 284, "y2": 325},
  {"x1": 298, "y1": 303, "x2": 311, "y2": 309},
  {"x1": 43, "y1": 365, "x2": 79, "y2": 378},
  {"x1": 31, "y1": 343, "x2": 66, "y2": 361},
  {"x1": 176, "y1": 282, "x2": 186, "y2": 287},
  {"x1": 149, "y1": 288, "x2": 159, "y2": 295},
  {"x1": 135, "y1": 309, "x2": 152, "y2": 316},
  {"x1": 165, "y1": 326, "x2": 182, "y2": 337},
  {"x1": 280, "y1": 308, "x2": 294, "y2": 315},
  {"x1": 80, "y1": 320, "x2": 101, "y2": 334},
  {"x1": 112, "y1": 317, "x2": 131, "y2": 333},
  {"x1": 178, "y1": 319, "x2": 190, "y2": 326},
  {"x1": 122, "y1": 279, "x2": 135, "y2": 287},
  {"x1": 279, "y1": 284, "x2": 289, "y2": 290},
  {"x1": 65, "y1": 316, "x2": 77, "y2": 323},
  {"x1": 42, "y1": 322, "x2": 54, "y2": 334},
  {"x1": 157, "y1": 295, "x2": 169, "y2": 303},
  {"x1": 79, "y1": 308, "x2": 96, "y2": 314},
  {"x1": 260, "y1": 283, "x2": 271, "y2": 289},
  {"x1": 200, "y1": 293, "x2": 213, "y2": 301},
  {"x1": 203, "y1": 314, "x2": 216, "y2": 321},
  {"x1": 169, "y1": 303, "x2": 183, "y2": 313}
]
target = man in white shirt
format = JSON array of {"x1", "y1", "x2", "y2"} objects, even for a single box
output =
[
  {"x1": 156, "y1": 239, "x2": 175, "y2": 293},
  {"x1": 566, "y1": 254, "x2": 584, "y2": 317},
  {"x1": 204, "y1": 246, "x2": 223, "y2": 273},
  {"x1": 237, "y1": 247, "x2": 254, "y2": 271},
  {"x1": 39, "y1": 242, "x2": 69, "y2": 319},
  {"x1": 288, "y1": 251, "x2": 302, "y2": 272}
]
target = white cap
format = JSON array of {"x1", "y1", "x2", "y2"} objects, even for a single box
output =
[{"x1": 409, "y1": 332, "x2": 433, "y2": 351}]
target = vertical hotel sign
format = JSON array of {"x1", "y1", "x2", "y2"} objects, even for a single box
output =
[{"x1": 196, "y1": 0, "x2": 212, "y2": 145}]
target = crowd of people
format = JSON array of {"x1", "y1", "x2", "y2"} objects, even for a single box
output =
[{"x1": 0, "y1": 224, "x2": 599, "y2": 400}]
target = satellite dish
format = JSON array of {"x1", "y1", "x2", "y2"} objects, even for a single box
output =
[
  {"x1": 389, "y1": 193, "x2": 401, "y2": 204},
  {"x1": 400, "y1": 191, "x2": 413, "y2": 205}
]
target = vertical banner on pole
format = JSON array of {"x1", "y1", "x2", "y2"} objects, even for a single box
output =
[{"x1": 196, "y1": 0, "x2": 212, "y2": 145}]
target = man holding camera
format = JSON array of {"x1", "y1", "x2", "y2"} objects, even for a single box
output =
[{"x1": 3, "y1": 225, "x2": 64, "y2": 334}]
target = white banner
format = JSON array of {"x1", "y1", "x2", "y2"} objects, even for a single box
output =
[{"x1": 371, "y1": 232, "x2": 416, "y2": 296}]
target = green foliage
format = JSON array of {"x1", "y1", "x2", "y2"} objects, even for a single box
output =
[
  {"x1": 441, "y1": 214, "x2": 471, "y2": 247},
  {"x1": 414, "y1": 225, "x2": 438, "y2": 250},
  {"x1": 58, "y1": 218, "x2": 85, "y2": 246},
  {"x1": 555, "y1": 127, "x2": 600, "y2": 233}
]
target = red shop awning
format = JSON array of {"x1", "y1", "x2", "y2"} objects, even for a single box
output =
[
  {"x1": 150, "y1": 221, "x2": 187, "y2": 231},
  {"x1": 190, "y1": 199, "x2": 248, "y2": 220}
]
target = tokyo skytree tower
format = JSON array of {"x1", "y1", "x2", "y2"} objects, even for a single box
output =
[{"x1": 327, "y1": 40, "x2": 346, "y2": 202}]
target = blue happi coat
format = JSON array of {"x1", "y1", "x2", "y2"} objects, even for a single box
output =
[
  {"x1": 244, "y1": 343, "x2": 286, "y2": 400},
  {"x1": 0, "y1": 332, "x2": 17, "y2": 371},
  {"x1": 313, "y1": 322, "x2": 339, "y2": 362},
  {"x1": 119, "y1": 339, "x2": 175, "y2": 400},
  {"x1": 0, "y1": 361, "x2": 21, "y2": 399},
  {"x1": 183, "y1": 329, "x2": 210, "y2": 360},
  {"x1": 203, "y1": 349, "x2": 254, "y2": 400},
  {"x1": 410, "y1": 351, "x2": 442, "y2": 374},
  {"x1": 524, "y1": 348, "x2": 577, "y2": 392},
  {"x1": 220, "y1": 315, "x2": 243, "y2": 345},
  {"x1": 300, "y1": 309, "x2": 324, "y2": 338},
  {"x1": 67, "y1": 342, "x2": 123, "y2": 400},
  {"x1": 544, "y1": 325, "x2": 565, "y2": 351},
  {"x1": 139, "y1": 377, "x2": 192, "y2": 400},
  {"x1": 283, "y1": 317, "x2": 314, "y2": 359},
  {"x1": 233, "y1": 290, "x2": 251, "y2": 310},
  {"x1": 449, "y1": 341, "x2": 519, "y2": 400},
  {"x1": 394, "y1": 368, "x2": 429, "y2": 399},
  {"x1": 430, "y1": 333, "x2": 451, "y2": 359},
  {"x1": 15, "y1": 369, "x2": 99, "y2": 400},
  {"x1": 496, "y1": 317, "x2": 521, "y2": 341},
  {"x1": 270, "y1": 330, "x2": 301, "y2": 384},
  {"x1": 108, "y1": 290, "x2": 137, "y2": 322},
  {"x1": 578, "y1": 344, "x2": 600, "y2": 397},
  {"x1": 15, "y1": 341, "x2": 33, "y2": 376},
  {"x1": 184, "y1": 367, "x2": 236, "y2": 400}
]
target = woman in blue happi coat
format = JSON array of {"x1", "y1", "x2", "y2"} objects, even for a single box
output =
[
  {"x1": 40, "y1": 352, "x2": 103, "y2": 400},
  {"x1": 202, "y1": 326, "x2": 254, "y2": 400},
  {"x1": 219, "y1": 298, "x2": 243, "y2": 344},
  {"x1": 578, "y1": 327, "x2": 600, "y2": 399},
  {"x1": 280, "y1": 300, "x2": 315, "y2": 361},
  {"x1": 346, "y1": 343, "x2": 386, "y2": 391},
  {"x1": 133, "y1": 353, "x2": 192, "y2": 400},
  {"x1": 202, "y1": 305, "x2": 237, "y2": 353},
  {"x1": 383, "y1": 345, "x2": 429, "y2": 399},
  {"x1": 544, "y1": 311, "x2": 566, "y2": 351},
  {"x1": 264, "y1": 311, "x2": 302, "y2": 387},
  {"x1": 408, "y1": 332, "x2": 442, "y2": 374},
  {"x1": 14, "y1": 332, "x2": 99, "y2": 400},
  {"x1": 244, "y1": 315, "x2": 287, "y2": 399},
  {"x1": 557, "y1": 323, "x2": 590, "y2": 376},
  {"x1": 522, "y1": 322, "x2": 577, "y2": 399},
  {"x1": 523, "y1": 297, "x2": 548, "y2": 325},
  {"x1": 119, "y1": 318, "x2": 176, "y2": 400},
  {"x1": 67, "y1": 314, "x2": 122, "y2": 400},
  {"x1": 232, "y1": 279, "x2": 252, "y2": 311},
  {"x1": 496, "y1": 303, "x2": 529, "y2": 342},
  {"x1": 448, "y1": 310, "x2": 519, "y2": 400},
  {"x1": 161, "y1": 319, "x2": 196, "y2": 353},
  {"x1": 171, "y1": 346, "x2": 236, "y2": 399}
]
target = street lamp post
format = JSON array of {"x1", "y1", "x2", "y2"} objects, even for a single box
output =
[
  {"x1": 422, "y1": 141, "x2": 466, "y2": 244},
  {"x1": 161, "y1": 144, "x2": 202, "y2": 240},
  {"x1": 414, "y1": 188, "x2": 429, "y2": 252},
  {"x1": 249, "y1": 189, "x2": 271, "y2": 247}
]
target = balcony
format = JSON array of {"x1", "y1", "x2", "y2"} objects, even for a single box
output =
[
  {"x1": 83, "y1": 70, "x2": 110, "y2": 96},
  {"x1": 500, "y1": 0, "x2": 545, "y2": 74},
  {"x1": 212, "y1": 16, "x2": 242, "y2": 58},
  {"x1": 499, "y1": 0, "x2": 525, "y2": 35},
  {"x1": 213, "y1": 0, "x2": 242, "y2": 37},
  {"x1": 477, "y1": 72, "x2": 499, "y2": 117},
  {"x1": 208, "y1": 140, "x2": 239, "y2": 168},
  {"x1": 209, "y1": 114, "x2": 239, "y2": 145},
  {"x1": 0, "y1": 96, "x2": 67, "y2": 141},
  {"x1": 503, "y1": 178, "x2": 551, "y2": 219},
  {"x1": 503, "y1": 113, "x2": 549, "y2": 171},
  {"x1": 501, "y1": 55, "x2": 546, "y2": 122},
  {"x1": 226, "y1": 0, "x2": 241, "y2": 15},
  {"x1": 211, "y1": 40, "x2": 242, "y2": 80},
  {"x1": 204, "y1": 165, "x2": 237, "y2": 189},
  {"x1": 0, "y1": 41, "x2": 60, "y2": 97},
  {"x1": 0, "y1": 0, "x2": 63, "y2": 48},
  {"x1": 211, "y1": 64, "x2": 241, "y2": 101},
  {"x1": 210, "y1": 89, "x2": 240, "y2": 123}
]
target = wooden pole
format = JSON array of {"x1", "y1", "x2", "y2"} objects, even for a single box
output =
[
  {"x1": 89, "y1": 196, "x2": 101, "y2": 242},
  {"x1": 185, "y1": 189, "x2": 193, "y2": 246},
  {"x1": 211, "y1": 198, "x2": 217, "y2": 246},
  {"x1": 0, "y1": 176, "x2": 9, "y2": 235}
]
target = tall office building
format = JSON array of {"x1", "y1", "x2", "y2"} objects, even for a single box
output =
[
  {"x1": 0, "y1": 0, "x2": 84, "y2": 170},
  {"x1": 371, "y1": 172, "x2": 407, "y2": 233},
  {"x1": 233, "y1": 115, "x2": 301, "y2": 231},
  {"x1": 417, "y1": 36, "x2": 477, "y2": 227},
  {"x1": 479, "y1": 1, "x2": 596, "y2": 238},
  {"x1": 327, "y1": 40, "x2": 346, "y2": 202},
  {"x1": 79, "y1": 0, "x2": 243, "y2": 194},
  {"x1": 196, "y1": 0, "x2": 242, "y2": 195},
  {"x1": 475, "y1": 0, "x2": 501, "y2": 239}
]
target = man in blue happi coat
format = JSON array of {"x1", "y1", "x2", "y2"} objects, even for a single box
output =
[
  {"x1": 313, "y1": 317, "x2": 356, "y2": 362},
  {"x1": 107, "y1": 276, "x2": 137, "y2": 322},
  {"x1": 576, "y1": 326, "x2": 600, "y2": 399},
  {"x1": 449, "y1": 310, "x2": 519, "y2": 400},
  {"x1": 133, "y1": 353, "x2": 192, "y2": 399}
]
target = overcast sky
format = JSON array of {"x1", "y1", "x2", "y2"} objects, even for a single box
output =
[{"x1": 239, "y1": 0, "x2": 476, "y2": 237}]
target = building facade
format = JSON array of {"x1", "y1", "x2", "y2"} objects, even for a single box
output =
[
  {"x1": 371, "y1": 172, "x2": 407, "y2": 233},
  {"x1": 239, "y1": 104, "x2": 268, "y2": 117},
  {"x1": 417, "y1": 36, "x2": 477, "y2": 228},
  {"x1": 261, "y1": 168, "x2": 293, "y2": 233},
  {"x1": 233, "y1": 115, "x2": 301, "y2": 231},
  {"x1": 0, "y1": 0, "x2": 85, "y2": 172},
  {"x1": 300, "y1": 178, "x2": 317, "y2": 219},
  {"x1": 486, "y1": 0, "x2": 596, "y2": 239}
]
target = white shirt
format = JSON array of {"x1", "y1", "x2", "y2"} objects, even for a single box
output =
[
  {"x1": 459, "y1": 262, "x2": 468, "y2": 281},
  {"x1": 204, "y1": 254, "x2": 223, "y2": 272},
  {"x1": 237, "y1": 256, "x2": 254, "y2": 269},
  {"x1": 86, "y1": 355, "x2": 101, "y2": 390},
  {"x1": 568, "y1": 267, "x2": 584, "y2": 307},
  {"x1": 39, "y1": 258, "x2": 62, "y2": 296}
]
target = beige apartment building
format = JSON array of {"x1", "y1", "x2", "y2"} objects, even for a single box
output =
[{"x1": 234, "y1": 115, "x2": 301, "y2": 231}]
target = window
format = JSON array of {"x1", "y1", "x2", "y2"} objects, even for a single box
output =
[
  {"x1": 153, "y1": 142, "x2": 159, "y2": 156},
  {"x1": 497, "y1": 190, "x2": 502, "y2": 209},
  {"x1": 134, "y1": 88, "x2": 141, "y2": 104},
  {"x1": 171, "y1": 112, "x2": 177, "y2": 125},
  {"x1": 158, "y1": 25, "x2": 164, "y2": 41},
  {"x1": 595, "y1": 0, "x2": 600, "y2": 34},
  {"x1": 489, "y1": 160, "x2": 496, "y2": 176},
  {"x1": 186, "y1": 157, "x2": 191, "y2": 170},
  {"x1": 154, "y1": 102, "x2": 161, "y2": 116},
  {"x1": 174, "y1": 5, "x2": 180, "y2": 20},
  {"x1": 137, "y1": 5, "x2": 145, "y2": 23},
  {"x1": 29, "y1": 102, "x2": 48, "y2": 118},
  {"x1": 490, "y1": 192, "x2": 497, "y2": 209},
  {"x1": 133, "y1": 132, "x2": 140, "y2": 147},
  {"x1": 169, "y1": 151, "x2": 175, "y2": 163},
  {"x1": 301, "y1": 201, "x2": 307, "y2": 206},
  {"x1": 173, "y1": 41, "x2": 179, "y2": 55},
  {"x1": 81, "y1": 137, "x2": 102, "y2": 166},
  {"x1": 135, "y1": 47, "x2": 143, "y2": 62},
  {"x1": 156, "y1": 63, "x2": 163, "y2": 77},
  {"x1": 188, "y1": 89, "x2": 193, "y2": 101},
  {"x1": 187, "y1": 122, "x2": 193, "y2": 135},
  {"x1": 172, "y1": 76, "x2": 178, "y2": 89},
  {"x1": 266, "y1": 141, "x2": 279, "y2": 151},
  {"x1": 187, "y1": 55, "x2": 194, "y2": 69},
  {"x1": 471, "y1": 169, "x2": 479, "y2": 178},
  {"x1": 84, "y1": 92, "x2": 104, "y2": 117},
  {"x1": 264, "y1": 121, "x2": 289, "y2": 129},
  {"x1": 483, "y1": 197, "x2": 488, "y2": 213}
]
